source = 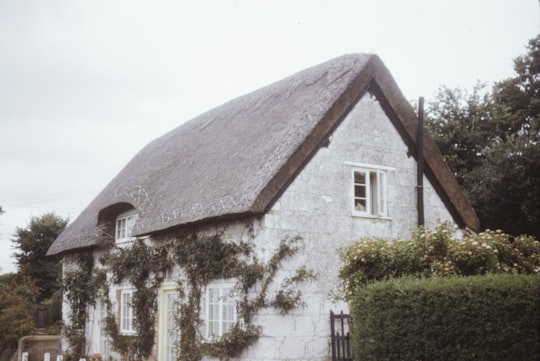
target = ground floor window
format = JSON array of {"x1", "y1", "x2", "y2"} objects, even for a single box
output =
[
  {"x1": 120, "y1": 289, "x2": 135, "y2": 334},
  {"x1": 201, "y1": 281, "x2": 237, "y2": 339}
]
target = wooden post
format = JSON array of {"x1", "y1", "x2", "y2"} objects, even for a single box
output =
[{"x1": 417, "y1": 96, "x2": 425, "y2": 227}]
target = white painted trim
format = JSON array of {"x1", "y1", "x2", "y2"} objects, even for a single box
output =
[
  {"x1": 115, "y1": 210, "x2": 138, "y2": 243},
  {"x1": 344, "y1": 161, "x2": 396, "y2": 171},
  {"x1": 119, "y1": 289, "x2": 136, "y2": 335},
  {"x1": 201, "y1": 280, "x2": 238, "y2": 340},
  {"x1": 349, "y1": 163, "x2": 392, "y2": 219}
]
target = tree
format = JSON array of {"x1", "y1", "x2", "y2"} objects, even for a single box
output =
[
  {"x1": 493, "y1": 34, "x2": 540, "y2": 139},
  {"x1": 0, "y1": 206, "x2": 4, "y2": 273},
  {"x1": 0, "y1": 273, "x2": 39, "y2": 361},
  {"x1": 426, "y1": 34, "x2": 540, "y2": 239},
  {"x1": 12, "y1": 213, "x2": 68, "y2": 302},
  {"x1": 426, "y1": 82, "x2": 495, "y2": 186},
  {"x1": 480, "y1": 34, "x2": 540, "y2": 238}
]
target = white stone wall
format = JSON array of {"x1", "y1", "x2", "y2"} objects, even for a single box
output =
[{"x1": 236, "y1": 94, "x2": 456, "y2": 360}]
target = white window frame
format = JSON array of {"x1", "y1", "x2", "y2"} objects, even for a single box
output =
[
  {"x1": 116, "y1": 210, "x2": 138, "y2": 243},
  {"x1": 346, "y1": 161, "x2": 394, "y2": 219},
  {"x1": 120, "y1": 289, "x2": 136, "y2": 335},
  {"x1": 201, "y1": 280, "x2": 237, "y2": 340}
]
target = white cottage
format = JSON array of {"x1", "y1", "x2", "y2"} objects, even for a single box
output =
[{"x1": 47, "y1": 54, "x2": 479, "y2": 361}]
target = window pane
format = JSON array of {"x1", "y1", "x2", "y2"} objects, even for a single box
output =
[
  {"x1": 354, "y1": 172, "x2": 366, "y2": 184},
  {"x1": 223, "y1": 321, "x2": 233, "y2": 334},
  {"x1": 209, "y1": 288, "x2": 219, "y2": 303},
  {"x1": 370, "y1": 171, "x2": 378, "y2": 214},
  {"x1": 354, "y1": 199, "x2": 366, "y2": 211},
  {"x1": 126, "y1": 215, "x2": 137, "y2": 237},
  {"x1": 116, "y1": 218, "x2": 125, "y2": 239},
  {"x1": 227, "y1": 303, "x2": 235, "y2": 322},
  {"x1": 209, "y1": 320, "x2": 218, "y2": 337},
  {"x1": 378, "y1": 171, "x2": 387, "y2": 216},
  {"x1": 354, "y1": 170, "x2": 369, "y2": 213},
  {"x1": 121, "y1": 291, "x2": 133, "y2": 332},
  {"x1": 211, "y1": 305, "x2": 219, "y2": 321},
  {"x1": 354, "y1": 185, "x2": 366, "y2": 198}
]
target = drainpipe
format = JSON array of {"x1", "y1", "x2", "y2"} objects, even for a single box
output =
[{"x1": 417, "y1": 97, "x2": 425, "y2": 227}]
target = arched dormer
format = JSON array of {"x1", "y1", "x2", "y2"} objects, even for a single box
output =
[{"x1": 98, "y1": 203, "x2": 139, "y2": 244}]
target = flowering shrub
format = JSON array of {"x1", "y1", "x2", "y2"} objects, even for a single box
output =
[{"x1": 339, "y1": 222, "x2": 540, "y2": 299}]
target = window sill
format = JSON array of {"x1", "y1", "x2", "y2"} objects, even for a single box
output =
[
  {"x1": 119, "y1": 330, "x2": 137, "y2": 336},
  {"x1": 352, "y1": 213, "x2": 392, "y2": 221},
  {"x1": 115, "y1": 235, "x2": 150, "y2": 245},
  {"x1": 115, "y1": 237, "x2": 136, "y2": 245}
]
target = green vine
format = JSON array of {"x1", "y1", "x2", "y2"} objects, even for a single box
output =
[
  {"x1": 164, "y1": 233, "x2": 316, "y2": 361},
  {"x1": 62, "y1": 229, "x2": 316, "y2": 361},
  {"x1": 62, "y1": 252, "x2": 105, "y2": 360},
  {"x1": 100, "y1": 239, "x2": 169, "y2": 361}
]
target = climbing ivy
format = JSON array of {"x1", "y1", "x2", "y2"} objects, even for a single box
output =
[
  {"x1": 62, "y1": 229, "x2": 315, "y2": 361},
  {"x1": 62, "y1": 252, "x2": 106, "y2": 360},
  {"x1": 100, "y1": 239, "x2": 169, "y2": 361},
  {"x1": 164, "y1": 233, "x2": 316, "y2": 361}
]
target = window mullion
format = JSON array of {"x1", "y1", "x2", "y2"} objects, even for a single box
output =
[
  {"x1": 219, "y1": 287, "x2": 224, "y2": 337},
  {"x1": 365, "y1": 171, "x2": 372, "y2": 215},
  {"x1": 379, "y1": 170, "x2": 387, "y2": 216}
]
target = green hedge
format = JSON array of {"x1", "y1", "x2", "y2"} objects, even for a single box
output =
[{"x1": 351, "y1": 274, "x2": 540, "y2": 361}]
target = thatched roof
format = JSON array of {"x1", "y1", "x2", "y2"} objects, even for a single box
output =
[{"x1": 47, "y1": 54, "x2": 479, "y2": 256}]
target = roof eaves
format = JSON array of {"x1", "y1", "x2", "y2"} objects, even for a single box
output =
[
  {"x1": 251, "y1": 55, "x2": 380, "y2": 213},
  {"x1": 368, "y1": 57, "x2": 480, "y2": 231}
]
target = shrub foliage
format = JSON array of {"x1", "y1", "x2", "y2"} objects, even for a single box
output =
[
  {"x1": 341, "y1": 223, "x2": 540, "y2": 361},
  {"x1": 0, "y1": 275, "x2": 38, "y2": 361},
  {"x1": 351, "y1": 274, "x2": 540, "y2": 361},
  {"x1": 339, "y1": 222, "x2": 540, "y2": 299}
]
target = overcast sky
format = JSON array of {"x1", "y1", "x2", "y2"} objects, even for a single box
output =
[{"x1": 1, "y1": 0, "x2": 539, "y2": 274}]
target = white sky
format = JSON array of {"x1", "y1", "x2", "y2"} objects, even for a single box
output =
[{"x1": 1, "y1": 0, "x2": 539, "y2": 274}]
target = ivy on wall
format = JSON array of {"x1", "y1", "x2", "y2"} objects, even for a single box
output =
[
  {"x1": 100, "y1": 240, "x2": 169, "y2": 360},
  {"x1": 62, "y1": 253, "x2": 106, "y2": 359},
  {"x1": 62, "y1": 229, "x2": 315, "y2": 361},
  {"x1": 166, "y1": 233, "x2": 315, "y2": 361}
]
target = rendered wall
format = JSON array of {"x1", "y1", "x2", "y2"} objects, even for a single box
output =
[{"x1": 237, "y1": 93, "x2": 456, "y2": 361}]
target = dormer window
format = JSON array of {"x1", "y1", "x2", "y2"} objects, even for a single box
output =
[{"x1": 116, "y1": 210, "x2": 138, "y2": 242}]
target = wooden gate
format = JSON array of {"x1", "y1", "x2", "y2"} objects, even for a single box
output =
[
  {"x1": 31, "y1": 303, "x2": 51, "y2": 329},
  {"x1": 330, "y1": 310, "x2": 353, "y2": 361}
]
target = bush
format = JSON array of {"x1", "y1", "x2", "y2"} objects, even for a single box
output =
[
  {"x1": 351, "y1": 274, "x2": 540, "y2": 361},
  {"x1": 0, "y1": 275, "x2": 38, "y2": 361},
  {"x1": 339, "y1": 223, "x2": 540, "y2": 299}
]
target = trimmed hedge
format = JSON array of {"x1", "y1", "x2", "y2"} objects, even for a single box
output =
[{"x1": 351, "y1": 274, "x2": 540, "y2": 361}]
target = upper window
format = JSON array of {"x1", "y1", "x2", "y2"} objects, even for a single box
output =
[
  {"x1": 347, "y1": 162, "x2": 393, "y2": 218},
  {"x1": 201, "y1": 281, "x2": 237, "y2": 339},
  {"x1": 120, "y1": 289, "x2": 135, "y2": 334},
  {"x1": 116, "y1": 210, "x2": 138, "y2": 242}
]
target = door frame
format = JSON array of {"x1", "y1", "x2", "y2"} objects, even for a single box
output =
[{"x1": 158, "y1": 282, "x2": 179, "y2": 361}]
